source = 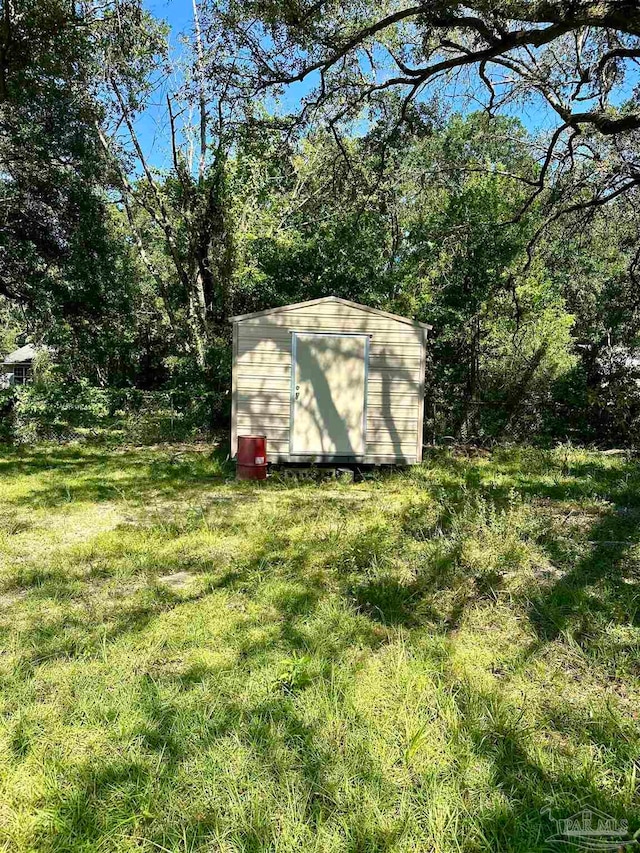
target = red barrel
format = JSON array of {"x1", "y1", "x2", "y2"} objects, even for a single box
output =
[{"x1": 237, "y1": 435, "x2": 267, "y2": 480}]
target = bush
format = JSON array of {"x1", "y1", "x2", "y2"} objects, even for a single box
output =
[
  {"x1": 0, "y1": 387, "x2": 17, "y2": 442},
  {"x1": 11, "y1": 381, "x2": 110, "y2": 442},
  {"x1": 2, "y1": 380, "x2": 219, "y2": 445}
]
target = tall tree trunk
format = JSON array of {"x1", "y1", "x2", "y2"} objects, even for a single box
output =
[
  {"x1": 188, "y1": 269, "x2": 209, "y2": 367},
  {"x1": 96, "y1": 124, "x2": 183, "y2": 344}
]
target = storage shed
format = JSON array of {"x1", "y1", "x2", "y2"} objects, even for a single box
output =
[{"x1": 230, "y1": 297, "x2": 431, "y2": 465}]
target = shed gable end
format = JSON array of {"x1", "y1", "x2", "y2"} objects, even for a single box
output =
[
  {"x1": 231, "y1": 296, "x2": 431, "y2": 331},
  {"x1": 231, "y1": 296, "x2": 429, "y2": 465}
]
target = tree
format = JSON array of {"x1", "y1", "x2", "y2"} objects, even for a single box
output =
[
  {"x1": 210, "y1": 0, "x2": 640, "y2": 252},
  {"x1": 99, "y1": 0, "x2": 242, "y2": 370},
  {"x1": 230, "y1": 108, "x2": 578, "y2": 439},
  {"x1": 0, "y1": 0, "x2": 151, "y2": 369},
  {"x1": 537, "y1": 201, "x2": 640, "y2": 443}
]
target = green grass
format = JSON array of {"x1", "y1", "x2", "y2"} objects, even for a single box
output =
[{"x1": 0, "y1": 444, "x2": 638, "y2": 852}]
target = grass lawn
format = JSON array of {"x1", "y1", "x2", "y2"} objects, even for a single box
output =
[{"x1": 0, "y1": 444, "x2": 639, "y2": 852}]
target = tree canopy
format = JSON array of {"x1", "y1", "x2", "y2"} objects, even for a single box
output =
[
  {"x1": 209, "y1": 0, "x2": 640, "y2": 249},
  {"x1": 1, "y1": 0, "x2": 640, "y2": 445}
]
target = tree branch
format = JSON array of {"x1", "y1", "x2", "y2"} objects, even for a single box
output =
[
  {"x1": 95, "y1": 122, "x2": 182, "y2": 336},
  {"x1": 108, "y1": 76, "x2": 193, "y2": 296}
]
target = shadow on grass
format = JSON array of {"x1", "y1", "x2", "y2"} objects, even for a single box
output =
[
  {"x1": 527, "y1": 502, "x2": 640, "y2": 647},
  {"x1": 2, "y1": 444, "x2": 233, "y2": 507},
  {"x1": 45, "y1": 758, "x2": 155, "y2": 848},
  {"x1": 0, "y1": 586, "x2": 215, "y2": 667},
  {"x1": 2, "y1": 446, "x2": 640, "y2": 851},
  {"x1": 21, "y1": 535, "x2": 399, "y2": 850},
  {"x1": 450, "y1": 682, "x2": 637, "y2": 852},
  {"x1": 400, "y1": 452, "x2": 640, "y2": 648},
  {"x1": 37, "y1": 633, "x2": 639, "y2": 852}
]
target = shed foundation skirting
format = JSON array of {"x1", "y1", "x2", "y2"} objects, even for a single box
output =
[{"x1": 230, "y1": 297, "x2": 430, "y2": 466}]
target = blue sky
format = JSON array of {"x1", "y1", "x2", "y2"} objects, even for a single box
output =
[
  {"x1": 135, "y1": 0, "x2": 633, "y2": 170},
  {"x1": 136, "y1": 0, "x2": 320, "y2": 167},
  {"x1": 147, "y1": 0, "x2": 192, "y2": 31},
  {"x1": 133, "y1": 0, "x2": 559, "y2": 169},
  {"x1": 131, "y1": 0, "x2": 192, "y2": 169}
]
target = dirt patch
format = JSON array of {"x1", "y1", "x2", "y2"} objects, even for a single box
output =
[
  {"x1": 0, "y1": 590, "x2": 27, "y2": 609},
  {"x1": 158, "y1": 571, "x2": 197, "y2": 590}
]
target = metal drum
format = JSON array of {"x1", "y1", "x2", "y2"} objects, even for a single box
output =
[{"x1": 237, "y1": 435, "x2": 267, "y2": 480}]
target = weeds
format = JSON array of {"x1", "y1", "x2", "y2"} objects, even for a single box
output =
[{"x1": 0, "y1": 444, "x2": 638, "y2": 851}]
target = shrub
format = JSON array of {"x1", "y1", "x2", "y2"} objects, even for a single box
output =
[
  {"x1": 11, "y1": 381, "x2": 110, "y2": 442},
  {"x1": 0, "y1": 387, "x2": 17, "y2": 442},
  {"x1": 3, "y1": 381, "x2": 218, "y2": 445}
]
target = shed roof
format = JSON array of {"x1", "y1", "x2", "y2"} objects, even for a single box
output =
[
  {"x1": 230, "y1": 296, "x2": 432, "y2": 330},
  {"x1": 2, "y1": 344, "x2": 37, "y2": 364}
]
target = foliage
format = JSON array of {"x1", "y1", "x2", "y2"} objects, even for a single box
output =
[
  {"x1": 1, "y1": 2, "x2": 640, "y2": 446},
  {"x1": 229, "y1": 111, "x2": 594, "y2": 442},
  {"x1": 213, "y1": 0, "x2": 640, "y2": 228},
  {"x1": 0, "y1": 387, "x2": 15, "y2": 441},
  {"x1": 0, "y1": 0, "x2": 140, "y2": 319},
  {"x1": 4, "y1": 381, "x2": 219, "y2": 445},
  {"x1": 0, "y1": 445, "x2": 638, "y2": 850},
  {"x1": 0, "y1": 298, "x2": 21, "y2": 356}
]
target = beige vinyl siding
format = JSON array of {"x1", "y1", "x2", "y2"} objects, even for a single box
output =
[
  {"x1": 242, "y1": 317, "x2": 423, "y2": 337},
  {"x1": 238, "y1": 343, "x2": 421, "y2": 363},
  {"x1": 232, "y1": 299, "x2": 427, "y2": 464},
  {"x1": 238, "y1": 330, "x2": 420, "y2": 348},
  {"x1": 236, "y1": 400, "x2": 289, "y2": 416}
]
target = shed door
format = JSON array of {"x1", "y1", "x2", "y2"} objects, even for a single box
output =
[{"x1": 291, "y1": 333, "x2": 367, "y2": 456}]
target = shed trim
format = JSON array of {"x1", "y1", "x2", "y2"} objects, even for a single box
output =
[
  {"x1": 229, "y1": 296, "x2": 432, "y2": 330},
  {"x1": 230, "y1": 321, "x2": 239, "y2": 457}
]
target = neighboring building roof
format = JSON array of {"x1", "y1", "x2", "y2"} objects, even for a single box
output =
[
  {"x1": 229, "y1": 296, "x2": 433, "y2": 330},
  {"x1": 2, "y1": 344, "x2": 37, "y2": 364}
]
